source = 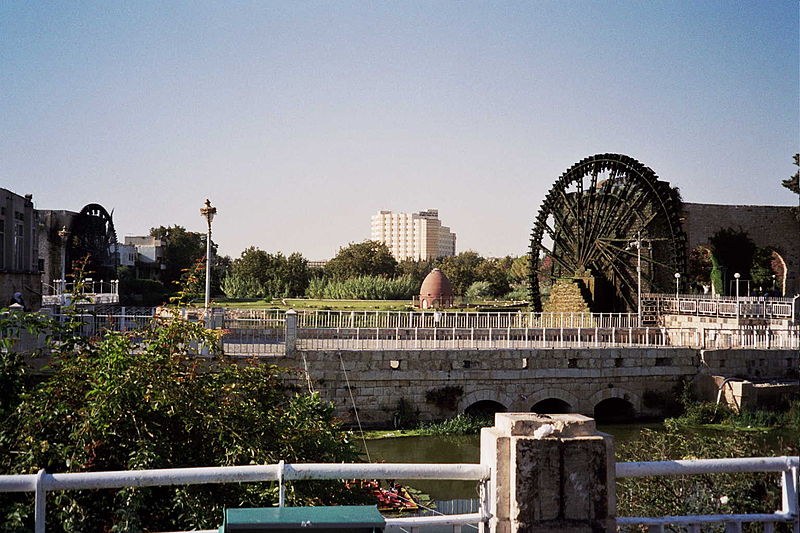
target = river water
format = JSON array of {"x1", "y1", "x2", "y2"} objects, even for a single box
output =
[
  {"x1": 358, "y1": 423, "x2": 795, "y2": 532},
  {"x1": 360, "y1": 423, "x2": 665, "y2": 501}
]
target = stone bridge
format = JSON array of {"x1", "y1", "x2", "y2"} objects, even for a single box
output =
[{"x1": 274, "y1": 346, "x2": 799, "y2": 427}]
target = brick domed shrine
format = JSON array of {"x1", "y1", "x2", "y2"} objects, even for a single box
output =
[{"x1": 419, "y1": 268, "x2": 454, "y2": 309}]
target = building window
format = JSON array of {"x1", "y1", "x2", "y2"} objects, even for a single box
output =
[
  {"x1": 0, "y1": 218, "x2": 4, "y2": 269},
  {"x1": 14, "y1": 223, "x2": 23, "y2": 270}
]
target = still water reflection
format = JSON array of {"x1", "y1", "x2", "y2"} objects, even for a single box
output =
[{"x1": 361, "y1": 423, "x2": 664, "y2": 500}]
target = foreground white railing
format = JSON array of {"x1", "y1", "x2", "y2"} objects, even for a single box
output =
[
  {"x1": 1, "y1": 456, "x2": 796, "y2": 532},
  {"x1": 616, "y1": 457, "x2": 799, "y2": 532},
  {"x1": 0, "y1": 462, "x2": 490, "y2": 533}
]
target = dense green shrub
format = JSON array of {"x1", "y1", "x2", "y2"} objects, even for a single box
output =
[
  {"x1": 305, "y1": 275, "x2": 417, "y2": 300},
  {"x1": 0, "y1": 314, "x2": 362, "y2": 531},
  {"x1": 223, "y1": 248, "x2": 310, "y2": 299},
  {"x1": 465, "y1": 281, "x2": 493, "y2": 302},
  {"x1": 417, "y1": 414, "x2": 493, "y2": 435},
  {"x1": 616, "y1": 424, "x2": 798, "y2": 525},
  {"x1": 119, "y1": 277, "x2": 169, "y2": 306},
  {"x1": 672, "y1": 400, "x2": 800, "y2": 430}
]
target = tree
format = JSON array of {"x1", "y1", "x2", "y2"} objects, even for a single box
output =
[
  {"x1": 149, "y1": 226, "x2": 212, "y2": 291},
  {"x1": 687, "y1": 247, "x2": 713, "y2": 291},
  {"x1": 781, "y1": 153, "x2": 799, "y2": 221},
  {"x1": 617, "y1": 423, "x2": 796, "y2": 521},
  {"x1": 223, "y1": 248, "x2": 311, "y2": 298},
  {"x1": 707, "y1": 228, "x2": 756, "y2": 294},
  {"x1": 509, "y1": 255, "x2": 530, "y2": 285},
  {"x1": 750, "y1": 248, "x2": 776, "y2": 292},
  {"x1": 397, "y1": 259, "x2": 435, "y2": 288},
  {"x1": 438, "y1": 251, "x2": 484, "y2": 295},
  {"x1": 324, "y1": 241, "x2": 397, "y2": 280},
  {"x1": 475, "y1": 257, "x2": 513, "y2": 297},
  {"x1": 0, "y1": 315, "x2": 362, "y2": 531}
]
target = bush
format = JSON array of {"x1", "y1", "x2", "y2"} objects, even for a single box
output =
[
  {"x1": 417, "y1": 414, "x2": 493, "y2": 436},
  {"x1": 305, "y1": 275, "x2": 417, "y2": 300},
  {"x1": 672, "y1": 400, "x2": 800, "y2": 430},
  {"x1": 504, "y1": 286, "x2": 529, "y2": 301},
  {"x1": 0, "y1": 315, "x2": 362, "y2": 531},
  {"x1": 119, "y1": 277, "x2": 169, "y2": 306},
  {"x1": 616, "y1": 425, "x2": 798, "y2": 522},
  {"x1": 465, "y1": 281, "x2": 493, "y2": 302}
]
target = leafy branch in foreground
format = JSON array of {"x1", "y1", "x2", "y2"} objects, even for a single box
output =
[
  {"x1": 616, "y1": 423, "x2": 798, "y2": 531},
  {"x1": 0, "y1": 314, "x2": 363, "y2": 532}
]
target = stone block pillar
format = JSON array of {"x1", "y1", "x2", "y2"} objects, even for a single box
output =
[
  {"x1": 285, "y1": 309, "x2": 297, "y2": 355},
  {"x1": 480, "y1": 413, "x2": 615, "y2": 532}
]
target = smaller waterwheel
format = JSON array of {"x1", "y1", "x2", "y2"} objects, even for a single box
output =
[
  {"x1": 67, "y1": 203, "x2": 119, "y2": 280},
  {"x1": 529, "y1": 154, "x2": 686, "y2": 312}
]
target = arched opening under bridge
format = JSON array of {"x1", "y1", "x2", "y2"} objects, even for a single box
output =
[
  {"x1": 593, "y1": 397, "x2": 635, "y2": 423},
  {"x1": 465, "y1": 400, "x2": 507, "y2": 417},
  {"x1": 531, "y1": 398, "x2": 572, "y2": 414}
]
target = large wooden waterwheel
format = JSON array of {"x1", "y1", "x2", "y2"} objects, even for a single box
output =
[{"x1": 529, "y1": 154, "x2": 686, "y2": 312}]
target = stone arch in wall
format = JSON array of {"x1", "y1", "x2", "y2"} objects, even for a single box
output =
[
  {"x1": 766, "y1": 248, "x2": 788, "y2": 296},
  {"x1": 526, "y1": 388, "x2": 580, "y2": 414},
  {"x1": 588, "y1": 388, "x2": 640, "y2": 416},
  {"x1": 460, "y1": 389, "x2": 513, "y2": 415}
]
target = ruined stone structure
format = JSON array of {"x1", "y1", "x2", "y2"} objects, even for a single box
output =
[
  {"x1": 681, "y1": 202, "x2": 800, "y2": 296},
  {"x1": 0, "y1": 188, "x2": 41, "y2": 309},
  {"x1": 272, "y1": 346, "x2": 798, "y2": 426}
]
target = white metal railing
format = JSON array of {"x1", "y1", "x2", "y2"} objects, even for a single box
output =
[
  {"x1": 221, "y1": 317, "x2": 286, "y2": 356},
  {"x1": 296, "y1": 326, "x2": 800, "y2": 351},
  {"x1": 646, "y1": 293, "x2": 798, "y2": 322},
  {"x1": 0, "y1": 457, "x2": 795, "y2": 532},
  {"x1": 297, "y1": 326, "x2": 696, "y2": 350},
  {"x1": 701, "y1": 327, "x2": 800, "y2": 350},
  {"x1": 35, "y1": 311, "x2": 800, "y2": 352},
  {"x1": 285, "y1": 309, "x2": 639, "y2": 329},
  {"x1": 616, "y1": 456, "x2": 799, "y2": 532},
  {"x1": 41, "y1": 279, "x2": 120, "y2": 306},
  {"x1": 0, "y1": 462, "x2": 490, "y2": 533}
]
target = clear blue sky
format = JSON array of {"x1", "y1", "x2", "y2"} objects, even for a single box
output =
[{"x1": 2, "y1": 1, "x2": 798, "y2": 260}]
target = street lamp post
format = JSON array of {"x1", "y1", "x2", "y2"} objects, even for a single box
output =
[
  {"x1": 674, "y1": 272, "x2": 681, "y2": 312},
  {"x1": 200, "y1": 199, "x2": 217, "y2": 311},
  {"x1": 57, "y1": 226, "x2": 68, "y2": 307},
  {"x1": 734, "y1": 272, "x2": 741, "y2": 320},
  {"x1": 628, "y1": 231, "x2": 643, "y2": 326}
]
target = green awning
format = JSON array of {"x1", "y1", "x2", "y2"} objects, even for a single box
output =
[{"x1": 221, "y1": 505, "x2": 386, "y2": 531}]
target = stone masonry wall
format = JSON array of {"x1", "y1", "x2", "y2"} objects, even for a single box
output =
[
  {"x1": 273, "y1": 347, "x2": 700, "y2": 426},
  {"x1": 682, "y1": 203, "x2": 800, "y2": 296}
]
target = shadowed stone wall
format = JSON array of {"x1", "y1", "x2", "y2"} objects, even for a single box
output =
[
  {"x1": 273, "y1": 346, "x2": 798, "y2": 426},
  {"x1": 274, "y1": 347, "x2": 713, "y2": 426},
  {"x1": 682, "y1": 203, "x2": 800, "y2": 295}
]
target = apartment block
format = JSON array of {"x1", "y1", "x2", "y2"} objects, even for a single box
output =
[{"x1": 370, "y1": 209, "x2": 456, "y2": 261}]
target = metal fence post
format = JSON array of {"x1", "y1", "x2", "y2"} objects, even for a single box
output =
[
  {"x1": 781, "y1": 465, "x2": 798, "y2": 521},
  {"x1": 285, "y1": 310, "x2": 297, "y2": 355},
  {"x1": 35, "y1": 469, "x2": 46, "y2": 533},
  {"x1": 278, "y1": 460, "x2": 286, "y2": 507}
]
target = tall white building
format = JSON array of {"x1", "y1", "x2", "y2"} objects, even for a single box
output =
[{"x1": 370, "y1": 209, "x2": 456, "y2": 261}]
